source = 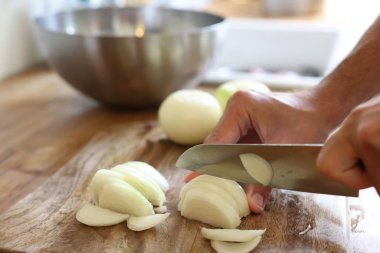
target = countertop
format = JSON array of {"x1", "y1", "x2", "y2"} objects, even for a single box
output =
[{"x1": 0, "y1": 66, "x2": 379, "y2": 252}]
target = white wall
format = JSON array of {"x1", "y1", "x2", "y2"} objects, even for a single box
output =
[{"x1": 0, "y1": 0, "x2": 42, "y2": 80}]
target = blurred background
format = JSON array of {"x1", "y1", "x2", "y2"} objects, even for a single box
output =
[{"x1": 1, "y1": 0, "x2": 380, "y2": 91}]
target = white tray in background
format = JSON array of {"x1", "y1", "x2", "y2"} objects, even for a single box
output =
[{"x1": 203, "y1": 18, "x2": 346, "y2": 90}]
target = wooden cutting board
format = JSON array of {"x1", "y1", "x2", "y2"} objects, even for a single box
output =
[{"x1": 0, "y1": 121, "x2": 351, "y2": 253}]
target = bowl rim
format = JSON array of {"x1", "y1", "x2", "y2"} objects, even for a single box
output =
[{"x1": 33, "y1": 6, "x2": 226, "y2": 39}]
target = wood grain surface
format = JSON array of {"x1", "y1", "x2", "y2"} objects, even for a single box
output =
[
  {"x1": 0, "y1": 121, "x2": 350, "y2": 253},
  {"x1": 0, "y1": 66, "x2": 378, "y2": 253}
]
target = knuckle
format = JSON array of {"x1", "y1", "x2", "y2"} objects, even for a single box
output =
[
  {"x1": 346, "y1": 106, "x2": 364, "y2": 124},
  {"x1": 228, "y1": 90, "x2": 252, "y2": 105},
  {"x1": 204, "y1": 131, "x2": 220, "y2": 143},
  {"x1": 224, "y1": 91, "x2": 252, "y2": 116},
  {"x1": 356, "y1": 121, "x2": 380, "y2": 148},
  {"x1": 226, "y1": 90, "x2": 264, "y2": 114}
]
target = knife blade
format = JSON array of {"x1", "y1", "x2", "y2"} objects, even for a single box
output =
[{"x1": 176, "y1": 144, "x2": 358, "y2": 197}]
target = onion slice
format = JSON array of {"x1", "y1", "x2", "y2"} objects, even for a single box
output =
[
  {"x1": 76, "y1": 203, "x2": 129, "y2": 227},
  {"x1": 99, "y1": 181, "x2": 154, "y2": 216},
  {"x1": 178, "y1": 180, "x2": 240, "y2": 216},
  {"x1": 154, "y1": 206, "x2": 168, "y2": 214},
  {"x1": 127, "y1": 213, "x2": 170, "y2": 231},
  {"x1": 183, "y1": 175, "x2": 250, "y2": 217},
  {"x1": 240, "y1": 153, "x2": 273, "y2": 186},
  {"x1": 122, "y1": 161, "x2": 169, "y2": 192},
  {"x1": 211, "y1": 236, "x2": 262, "y2": 253},
  {"x1": 180, "y1": 188, "x2": 241, "y2": 229},
  {"x1": 201, "y1": 227, "x2": 266, "y2": 242},
  {"x1": 111, "y1": 165, "x2": 166, "y2": 206},
  {"x1": 89, "y1": 169, "x2": 125, "y2": 204}
]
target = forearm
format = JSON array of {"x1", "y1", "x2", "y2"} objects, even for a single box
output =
[{"x1": 308, "y1": 15, "x2": 380, "y2": 126}]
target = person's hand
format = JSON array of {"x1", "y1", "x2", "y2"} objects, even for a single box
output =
[
  {"x1": 188, "y1": 89, "x2": 343, "y2": 213},
  {"x1": 317, "y1": 95, "x2": 380, "y2": 194}
]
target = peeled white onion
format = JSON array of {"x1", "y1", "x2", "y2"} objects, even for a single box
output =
[{"x1": 158, "y1": 89, "x2": 222, "y2": 145}]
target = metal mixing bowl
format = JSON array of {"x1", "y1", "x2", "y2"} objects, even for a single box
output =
[{"x1": 33, "y1": 7, "x2": 225, "y2": 108}]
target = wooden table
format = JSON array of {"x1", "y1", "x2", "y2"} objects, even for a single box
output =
[{"x1": 0, "y1": 66, "x2": 379, "y2": 252}]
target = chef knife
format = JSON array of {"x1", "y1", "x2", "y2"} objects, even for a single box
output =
[{"x1": 176, "y1": 144, "x2": 358, "y2": 197}]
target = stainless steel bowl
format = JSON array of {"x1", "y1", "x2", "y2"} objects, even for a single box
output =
[{"x1": 34, "y1": 7, "x2": 225, "y2": 108}]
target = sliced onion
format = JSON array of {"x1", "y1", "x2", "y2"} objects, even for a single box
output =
[
  {"x1": 178, "y1": 180, "x2": 240, "y2": 216},
  {"x1": 240, "y1": 153, "x2": 273, "y2": 186},
  {"x1": 201, "y1": 227, "x2": 266, "y2": 242},
  {"x1": 98, "y1": 181, "x2": 154, "y2": 216},
  {"x1": 180, "y1": 188, "x2": 241, "y2": 229},
  {"x1": 89, "y1": 169, "x2": 125, "y2": 204},
  {"x1": 211, "y1": 236, "x2": 262, "y2": 253},
  {"x1": 122, "y1": 161, "x2": 169, "y2": 192},
  {"x1": 127, "y1": 213, "x2": 170, "y2": 231},
  {"x1": 186, "y1": 175, "x2": 250, "y2": 217},
  {"x1": 111, "y1": 164, "x2": 166, "y2": 206},
  {"x1": 76, "y1": 203, "x2": 129, "y2": 227}
]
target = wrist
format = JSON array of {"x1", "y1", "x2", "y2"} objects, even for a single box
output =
[
  {"x1": 308, "y1": 13, "x2": 380, "y2": 125},
  {"x1": 270, "y1": 90, "x2": 345, "y2": 142},
  {"x1": 304, "y1": 37, "x2": 380, "y2": 132},
  {"x1": 290, "y1": 88, "x2": 347, "y2": 139}
]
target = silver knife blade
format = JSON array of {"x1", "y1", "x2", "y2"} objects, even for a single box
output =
[{"x1": 176, "y1": 144, "x2": 358, "y2": 197}]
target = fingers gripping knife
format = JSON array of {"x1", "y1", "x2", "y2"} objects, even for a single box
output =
[{"x1": 176, "y1": 144, "x2": 358, "y2": 197}]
